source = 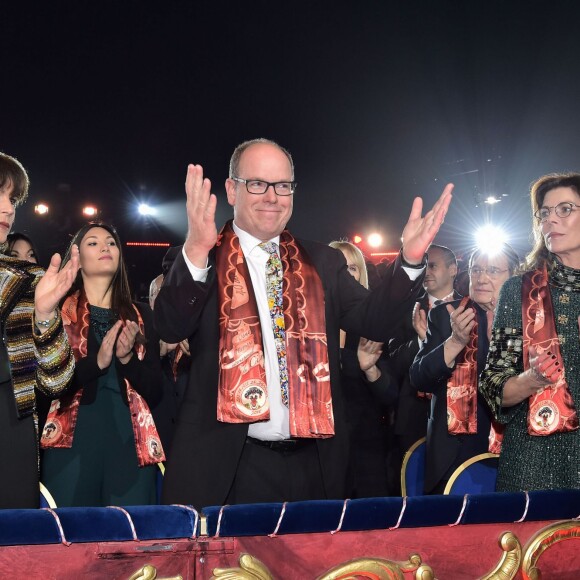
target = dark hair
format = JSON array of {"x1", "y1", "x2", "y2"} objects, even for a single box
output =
[
  {"x1": 427, "y1": 244, "x2": 457, "y2": 267},
  {"x1": 525, "y1": 172, "x2": 580, "y2": 271},
  {"x1": 0, "y1": 152, "x2": 29, "y2": 207},
  {"x1": 469, "y1": 243, "x2": 520, "y2": 276},
  {"x1": 229, "y1": 138, "x2": 294, "y2": 180},
  {"x1": 7, "y1": 232, "x2": 40, "y2": 265},
  {"x1": 61, "y1": 222, "x2": 137, "y2": 325}
]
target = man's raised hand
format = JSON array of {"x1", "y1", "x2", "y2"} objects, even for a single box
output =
[
  {"x1": 184, "y1": 164, "x2": 218, "y2": 268},
  {"x1": 401, "y1": 183, "x2": 454, "y2": 265}
]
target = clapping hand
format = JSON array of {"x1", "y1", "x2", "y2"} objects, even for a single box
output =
[
  {"x1": 183, "y1": 164, "x2": 218, "y2": 268},
  {"x1": 412, "y1": 302, "x2": 428, "y2": 341},
  {"x1": 447, "y1": 300, "x2": 475, "y2": 348},
  {"x1": 528, "y1": 345, "x2": 562, "y2": 390},
  {"x1": 357, "y1": 338, "x2": 383, "y2": 371},
  {"x1": 116, "y1": 320, "x2": 140, "y2": 363},
  {"x1": 97, "y1": 321, "x2": 123, "y2": 370},
  {"x1": 34, "y1": 245, "x2": 80, "y2": 324},
  {"x1": 401, "y1": 184, "x2": 453, "y2": 265}
]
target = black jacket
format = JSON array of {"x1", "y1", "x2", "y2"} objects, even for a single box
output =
[
  {"x1": 154, "y1": 241, "x2": 423, "y2": 508},
  {"x1": 409, "y1": 299, "x2": 493, "y2": 493}
]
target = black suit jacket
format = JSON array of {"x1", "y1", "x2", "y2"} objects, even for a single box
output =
[
  {"x1": 387, "y1": 292, "x2": 430, "y2": 444},
  {"x1": 154, "y1": 240, "x2": 423, "y2": 509},
  {"x1": 409, "y1": 299, "x2": 493, "y2": 493}
]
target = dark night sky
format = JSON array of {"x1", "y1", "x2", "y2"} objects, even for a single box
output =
[{"x1": 2, "y1": 0, "x2": 580, "y2": 296}]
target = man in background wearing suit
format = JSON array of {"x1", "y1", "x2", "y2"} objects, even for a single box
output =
[{"x1": 386, "y1": 244, "x2": 460, "y2": 494}]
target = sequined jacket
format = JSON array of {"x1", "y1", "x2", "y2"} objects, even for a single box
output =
[{"x1": 0, "y1": 256, "x2": 75, "y2": 421}]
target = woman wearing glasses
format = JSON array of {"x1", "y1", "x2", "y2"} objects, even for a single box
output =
[
  {"x1": 410, "y1": 243, "x2": 519, "y2": 494},
  {"x1": 480, "y1": 173, "x2": 580, "y2": 492}
]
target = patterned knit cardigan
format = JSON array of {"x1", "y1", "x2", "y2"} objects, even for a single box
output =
[{"x1": 0, "y1": 256, "x2": 75, "y2": 423}]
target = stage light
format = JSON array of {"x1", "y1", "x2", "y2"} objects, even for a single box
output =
[
  {"x1": 34, "y1": 203, "x2": 49, "y2": 215},
  {"x1": 138, "y1": 203, "x2": 157, "y2": 216},
  {"x1": 484, "y1": 195, "x2": 501, "y2": 205},
  {"x1": 367, "y1": 233, "x2": 383, "y2": 248},
  {"x1": 353, "y1": 235, "x2": 362, "y2": 244},
  {"x1": 474, "y1": 224, "x2": 508, "y2": 255},
  {"x1": 82, "y1": 205, "x2": 98, "y2": 217}
]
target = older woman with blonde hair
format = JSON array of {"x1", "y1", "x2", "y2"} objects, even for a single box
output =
[{"x1": 480, "y1": 172, "x2": 580, "y2": 491}]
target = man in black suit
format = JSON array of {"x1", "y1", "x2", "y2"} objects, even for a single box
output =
[
  {"x1": 154, "y1": 138, "x2": 453, "y2": 508},
  {"x1": 387, "y1": 244, "x2": 460, "y2": 494}
]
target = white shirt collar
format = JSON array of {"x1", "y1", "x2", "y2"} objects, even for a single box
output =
[
  {"x1": 232, "y1": 221, "x2": 281, "y2": 255},
  {"x1": 428, "y1": 290, "x2": 455, "y2": 306}
]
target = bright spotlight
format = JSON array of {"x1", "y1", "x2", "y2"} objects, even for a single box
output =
[
  {"x1": 82, "y1": 205, "x2": 98, "y2": 217},
  {"x1": 138, "y1": 203, "x2": 157, "y2": 216},
  {"x1": 353, "y1": 235, "x2": 362, "y2": 244},
  {"x1": 34, "y1": 203, "x2": 49, "y2": 215},
  {"x1": 474, "y1": 225, "x2": 508, "y2": 255},
  {"x1": 484, "y1": 195, "x2": 501, "y2": 205},
  {"x1": 367, "y1": 233, "x2": 383, "y2": 248}
]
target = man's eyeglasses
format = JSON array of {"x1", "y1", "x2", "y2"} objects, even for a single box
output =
[
  {"x1": 232, "y1": 177, "x2": 296, "y2": 196},
  {"x1": 469, "y1": 267, "x2": 509, "y2": 279},
  {"x1": 534, "y1": 202, "x2": 580, "y2": 222}
]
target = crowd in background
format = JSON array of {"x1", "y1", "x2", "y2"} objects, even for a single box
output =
[{"x1": 1, "y1": 146, "x2": 579, "y2": 510}]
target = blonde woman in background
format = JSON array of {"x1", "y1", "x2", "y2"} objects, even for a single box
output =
[{"x1": 330, "y1": 241, "x2": 397, "y2": 497}]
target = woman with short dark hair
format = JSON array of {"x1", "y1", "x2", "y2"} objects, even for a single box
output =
[{"x1": 0, "y1": 151, "x2": 77, "y2": 509}]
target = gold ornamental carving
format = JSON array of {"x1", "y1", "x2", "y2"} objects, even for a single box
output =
[
  {"x1": 480, "y1": 531, "x2": 522, "y2": 580},
  {"x1": 521, "y1": 519, "x2": 580, "y2": 580},
  {"x1": 317, "y1": 553, "x2": 434, "y2": 579},
  {"x1": 211, "y1": 553, "x2": 274, "y2": 580},
  {"x1": 127, "y1": 564, "x2": 183, "y2": 580},
  {"x1": 211, "y1": 553, "x2": 433, "y2": 580}
]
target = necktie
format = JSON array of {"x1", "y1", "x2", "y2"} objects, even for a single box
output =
[
  {"x1": 434, "y1": 299, "x2": 443, "y2": 306},
  {"x1": 259, "y1": 242, "x2": 289, "y2": 407}
]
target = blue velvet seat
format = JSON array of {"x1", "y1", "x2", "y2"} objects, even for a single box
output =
[
  {"x1": 443, "y1": 453, "x2": 499, "y2": 495},
  {"x1": 400, "y1": 437, "x2": 426, "y2": 496}
]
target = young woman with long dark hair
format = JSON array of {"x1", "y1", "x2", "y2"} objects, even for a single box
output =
[{"x1": 41, "y1": 222, "x2": 164, "y2": 506}]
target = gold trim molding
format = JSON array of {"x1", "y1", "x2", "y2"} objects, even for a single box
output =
[
  {"x1": 317, "y1": 553, "x2": 434, "y2": 579},
  {"x1": 480, "y1": 531, "x2": 521, "y2": 580},
  {"x1": 211, "y1": 554, "x2": 274, "y2": 580},
  {"x1": 127, "y1": 564, "x2": 183, "y2": 580},
  {"x1": 211, "y1": 553, "x2": 434, "y2": 580},
  {"x1": 522, "y1": 519, "x2": 580, "y2": 580}
]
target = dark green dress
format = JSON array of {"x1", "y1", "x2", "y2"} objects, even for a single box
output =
[
  {"x1": 42, "y1": 306, "x2": 157, "y2": 506},
  {"x1": 480, "y1": 260, "x2": 580, "y2": 491}
]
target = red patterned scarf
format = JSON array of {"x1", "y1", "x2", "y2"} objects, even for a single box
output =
[
  {"x1": 447, "y1": 297, "x2": 503, "y2": 452},
  {"x1": 40, "y1": 291, "x2": 165, "y2": 466},
  {"x1": 216, "y1": 222, "x2": 334, "y2": 438},
  {"x1": 522, "y1": 267, "x2": 579, "y2": 436}
]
